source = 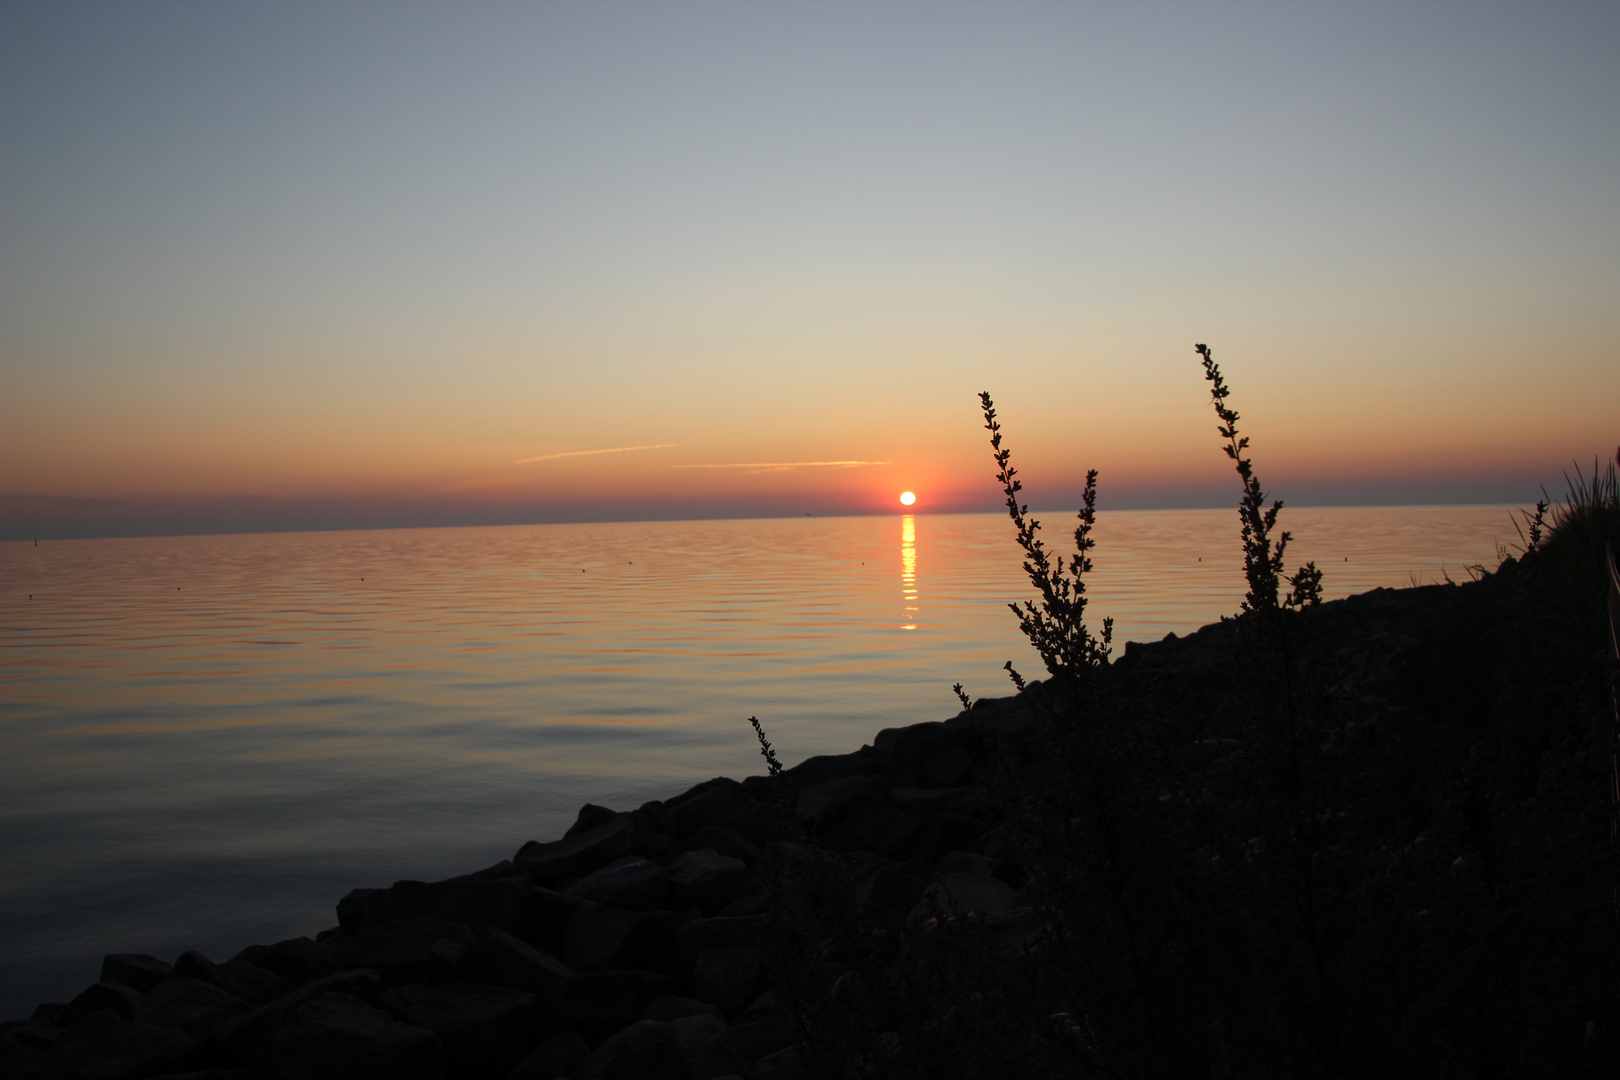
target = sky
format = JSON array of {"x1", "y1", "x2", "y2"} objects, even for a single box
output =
[{"x1": 2, "y1": 1, "x2": 1616, "y2": 539}]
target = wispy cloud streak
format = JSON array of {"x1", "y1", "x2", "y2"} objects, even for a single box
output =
[
  {"x1": 514, "y1": 443, "x2": 680, "y2": 465},
  {"x1": 672, "y1": 460, "x2": 889, "y2": 475}
]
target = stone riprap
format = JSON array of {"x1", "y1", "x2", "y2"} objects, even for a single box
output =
[{"x1": 0, "y1": 585, "x2": 1453, "y2": 1080}]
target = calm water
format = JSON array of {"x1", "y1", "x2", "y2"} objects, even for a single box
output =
[{"x1": 0, "y1": 506, "x2": 1515, "y2": 1016}]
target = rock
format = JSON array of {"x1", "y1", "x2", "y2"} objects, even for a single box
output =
[
  {"x1": 819, "y1": 804, "x2": 939, "y2": 860},
  {"x1": 674, "y1": 827, "x2": 759, "y2": 864},
  {"x1": 636, "y1": 995, "x2": 724, "y2": 1024},
  {"x1": 330, "y1": 914, "x2": 475, "y2": 983},
  {"x1": 564, "y1": 857, "x2": 670, "y2": 911},
  {"x1": 854, "y1": 867, "x2": 927, "y2": 919},
  {"x1": 669, "y1": 1012, "x2": 727, "y2": 1069},
  {"x1": 887, "y1": 786, "x2": 988, "y2": 817},
  {"x1": 796, "y1": 776, "x2": 888, "y2": 829},
  {"x1": 750, "y1": 1045, "x2": 808, "y2": 1080},
  {"x1": 135, "y1": 978, "x2": 252, "y2": 1039},
  {"x1": 98, "y1": 954, "x2": 173, "y2": 994},
  {"x1": 913, "y1": 872, "x2": 1020, "y2": 918},
  {"x1": 617, "y1": 911, "x2": 699, "y2": 976},
  {"x1": 674, "y1": 917, "x2": 767, "y2": 973},
  {"x1": 472, "y1": 928, "x2": 573, "y2": 1006},
  {"x1": 543, "y1": 971, "x2": 673, "y2": 1046},
  {"x1": 43, "y1": 1010, "x2": 197, "y2": 1079},
  {"x1": 337, "y1": 888, "x2": 384, "y2": 935},
  {"x1": 692, "y1": 1014, "x2": 792, "y2": 1079},
  {"x1": 565, "y1": 804, "x2": 621, "y2": 838},
  {"x1": 691, "y1": 949, "x2": 764, "y2": 1016},
  {"x1": 573, "y1": 1020, "x2": 688, "y2": 1080},
  {"x1": 173, "y1": 952, "x2": 280, "y2": 1007},
  {"x1": 514, "y1": 817, "x2": 655, "y2": 883},
  {"x1": 233, "y1": 937, "x2": 330, "y2": 978},
  {"x1": 778, "y1": 749, "x2": 883, "y2": 788},
  {"x1": 272, "y1": 991, "x2": 440, "y2": 1080},
  {"x1": 0, "y1": 1024, "x2": 63, "y2": 1079},
  {"x1": 379, "y1": 983, "x2": 541, "y2": 1079},
  {"x1": 55, "y1": 981, "x2": 141, "y2": 1027},
  {"x1": 527, "y1": 888, "x2": 592, "y2": 955},
  {"x1": 30, "y1": 1003, "x2": 65, "y2": 1024},
  {"x1": 219, "y1": 968, "x2": 383, "y2": 1069},
  {"x1": 362, "y1": 876, "x2": 536, "y2": 940},
  {"x1": 666, "y1": 851, "x2": 750, "y2": 915},
  {"x1": 561, "y1": 904, "x2": 643, "y2": 974},
  {"x1": 503, "y1": 1030, "x2": 589, "y2": 1079},
  {"x1": 717, "y1": 895, "x2": 765, "y2": 917}
]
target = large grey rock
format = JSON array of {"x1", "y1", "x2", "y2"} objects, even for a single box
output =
[
  {"x1": 0, "y1": 1024, "x2": 61, "y2": 1079},
  {"x1": 473, "y1": 928, "x2": 573, "y2": 1006},
  {"x1": 618, "y1": 910, "x2": 699, "y2": 976},
  {"x1": 42, "y1": 1010, "x2": 196, "y2": 1079},
  {"x1": 674, "y1": 917, "x2": 768, "y2": 973},
  {"x1": 503, "y1": 1030, "x2": 588, "y2": 1079},
  {"x1": 690, "y1": 949, "x2": 764, "y2": 1016},
  {"x1": 272, "y1": 991, "x2": 440, "y2": 1080},
  {"x1": 330, "y1": 914, "x2": 474, "y2": 983},
  {"x1": 666, "y1": 851, "x2": 750, "y2": 915},
  {"x1": 854, "y1": 867, "x2": 927, "y2": 919},
  {"x1": 98, "y1": 954, "x2": 172, "y2": 995},
  {"x1": 379, "y1": 983, "x2": 540, "y2": 1080},
  {"x1": 527, "y1": 887, "x2": 591, "y2": 955},
  {"x1": 796, "y1": 776, "x2": 888, "y2": 829},
  {"x1": 561, "y1": 904, "x2": 643, "y2": 974},
  {"x1": 136, "y1": 978, "x2": 252, "y2": 1039},
  {"x1": 692, "y1": 1014, "x2": 792, "y2": 1079},
  {"x1": 362, "y1": 876, "x2": 536, "y2": 940},
  {"x1": 636, "y1": 995, "x2": 724, "y2": 1025},
  {"x1": 233, "y1": 936, "x2": 331, "y2": 978},
  {"x1": 912, "y1": 873, "x2": 1020, "y2": 919},
  {"x1": 573, "y1": 1020, "x2": 688, "y2": 1080},
  {"x1": 564, "y1": 857, "x2": 670, "y2": 912},
  {"x1": 670, "y1": 1013, "x2": 727, "y2": 1069},
  {"x1": 219, "y1": 967, "x2": 383, "y2": 1069},
  {"x1": 542, "y1": 971, "x2": 673, "y2": 1046},
  {"x1": 751, "y1": 1045, "x2": 808, "y2": 1080},
  {"x1": 674, "y1": 827, "x2": 759, "y2": 864},
  {"x1": 55, "y1": 981, "x2": 141, "y2": 1027},
  {"x1": 173, "y1": 952, "x2": 280, "y2": 1007},
  {"x1": 514, "y1": 817, "x2": 655, "y2": 882},
  {"x1": 818, "y1": 805, "x2": 938, "y2": 860}
]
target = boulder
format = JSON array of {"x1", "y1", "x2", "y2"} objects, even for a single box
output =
[
  {"x1": 135, "y1": 978, "x2": 253, "y2": 1039},
  {"x1": 503, "y1": 1030, "x2": 589, "y2": 1079},
  {"x1": 636, "y1": 995, "x2": 724, "y2": 1025},
  {"x1": 564, "y1": 857, "x2": 670, "y2": 911},
  {"x1": 330, "y1": 914, "x2": 475, "y2": 983},
  {"x1": 272, "y1": 991, "x2": 440, "y2": 1080},
  {"x1": 542, "y1": 971, "x2": 673, "y2": 1046},
  {"x1": 573, "y1": 1020, "x2": 688, "y2": 1080},
  {"x1": 818, "y1": 805, "x2": 938, "y2": 860},
  {"x1": 669, "y1": 1012, "x2": 727, "y2": 1069},
  {"x1": 362, "y1": 876, "x2": 535, "y2": 939},
  {"x1": 565, "y1": 804, "x2": 621, "y2": 838},
  {"x1": 98, "y1": 954, "x2": 173, "y2": 994},
  {"x1": 233, "y1": 936, "x2": 331, "y2": 978},
  {"x1": 55, "y1": 981, "x2": 141, "y2": 1027},
  {"x1": 173, "y1": 952, "x2": 280, "y2": 1007},
  {"x1": 219, "y1": 968, "x2": 384, "y2": 1069},
  {"x1": 514, "y1": 817, "x2": 655, "y2": 882},
  {"x1": 690, "y1": 949, "x2": 764, "y2": 1016},
  {"x1": 617, "y1": 911, "x2": 699, "y2": 976},
  {"x1": 674, "y1": 917, "x2": 767, "y2": 973},
  {"x1": 666, "y1": 851, "x2": 750, "y2": 915},
  {"x1": 337, "y1": 888, "x2": 384, "y2": 935},
  {"x1": 778, "y1": 750, "x2": 883, "y2": 787},
  {"x1": 692, "y1": 1014, "x2": 792, "y2": 1079},
  {"x1": 379, "y1": 982, "x2": 541, "y2": 1079},
  {"x1": 854, "y1": 867, "x2": 927, "y2": 919},
  {"x1": 913, "y1": 873, "x2": 1020, "y2": 919},
  {"x1": 42, "y1": 1010, "x2": 196, "y2": 1079},
  {"x1": 561, "y1": 904, "x2": 643, "y2": 974},
  {"x1": 527, "y1": 887, "x2": 592, "y2": 955},
  {"x1": 674, "y1": 827, "x2": 759, "y2": 865},
  {"x1": 887, "y1": 786, "x2": 988, "y2": 817},
  {"x1": 472, "y1": 928, "x2": 573, "y2": 1006},
  {"x1": 0, "y1": 1024, "x2": 63, "y2": 1079},
  {"x1": 796, "y1": 776, "x2": 887, "y2": 830},
  {"x1": 751, "y1": 1045, "x2": 808, "y2": 1080}
]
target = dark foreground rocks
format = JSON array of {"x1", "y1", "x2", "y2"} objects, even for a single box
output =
[{"x1": 2, "y1": 583, "x2": 1504, "y2": 1079}]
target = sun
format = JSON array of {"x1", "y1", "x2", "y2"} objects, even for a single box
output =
[{"x1": 899, "y1": 491, "x2": 916, "y2": 506}]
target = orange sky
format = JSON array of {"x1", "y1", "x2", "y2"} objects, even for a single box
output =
[{"x1": 2, "y1": 4, "x2": 1616, "y2": 538}]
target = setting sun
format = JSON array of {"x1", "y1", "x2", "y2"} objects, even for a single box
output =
[{"x1": 899, "y1": 491, "x2": 916, "y2": 506}]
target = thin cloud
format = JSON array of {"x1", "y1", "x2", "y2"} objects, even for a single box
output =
[
  {"x1": 673, "y1": 459, "x2": 889, "y2": 475},
  {"x1": 513, "y1": 443, "x2": 680, "y2": 465}
]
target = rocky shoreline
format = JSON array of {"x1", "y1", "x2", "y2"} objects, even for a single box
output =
[{"x1": 0, "y1": 581, "x2": 1553, "y2": 1079}]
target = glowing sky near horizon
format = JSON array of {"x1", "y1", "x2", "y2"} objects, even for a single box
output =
[{"x1": 2, "y1": 1, "x2": 1616, "y2": 536}]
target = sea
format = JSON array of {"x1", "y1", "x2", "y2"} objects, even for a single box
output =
[{"x1": 0, "y1": 505, "x2": 1519, "y2": 1017}]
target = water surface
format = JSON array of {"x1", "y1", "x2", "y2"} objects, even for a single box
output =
[{"x1": 0, "y1": 506, "x2": 1515, "y2": 1015}]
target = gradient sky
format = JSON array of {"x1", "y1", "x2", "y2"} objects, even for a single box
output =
[{"x1": 2, "y1": 1, "x2": 1616, "y2": 538}]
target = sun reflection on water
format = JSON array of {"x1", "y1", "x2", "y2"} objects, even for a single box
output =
[{"x1": 900, "y1": 513, "x2": 917, "y2": 630}]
